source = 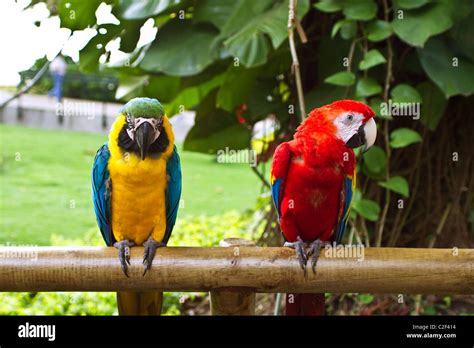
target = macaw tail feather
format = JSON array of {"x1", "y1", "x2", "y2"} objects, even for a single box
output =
[
  {"x1": 286, "y1": 293, "x2": 325, "y2": 316},
  {"x1": 117, "y1": 291, "x2": 163, "y2": 315}
]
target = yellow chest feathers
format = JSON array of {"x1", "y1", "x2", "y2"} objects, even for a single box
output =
[{"x1": 107, "y1": 114, "x2": 174, "y2": 244}]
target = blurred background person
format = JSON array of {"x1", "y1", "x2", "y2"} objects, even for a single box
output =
[{"x1": 48, "y1": 54, "x2": 66, "y2": 102}]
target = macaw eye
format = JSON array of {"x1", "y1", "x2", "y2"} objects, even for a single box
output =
[{"x1": 347, "y1": 114, "x2": 354, "y2": 121}]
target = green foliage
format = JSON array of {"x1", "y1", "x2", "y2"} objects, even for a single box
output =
[
  {"x1": 378, "y1": 176, "x2": 410, "y2": 197},
  {"x1": 417, "y1": 81, "x2": 447, "y2": 131},
  {"x1": 356, "y1": 77, "x2": 382, "y2": 97},
  {"x1": 359, "y1": 49, "x2": 386, "y2": 70},
  {"x1": 58, "y1": 0, "x2": 101, "y2": 31},
  {"x1": 342, "y1": 0, "x2": 377, "y2": 21},
  {"x1": 314, "y1": 0, "x2": 342, "y2": 13},
  {"x1": 358, "y1": 293, "x2": 375, "y2": 304},
  {"x1": 391, "y1": 0, "x2": 472, "y2": 47},
  {"x1": 0, "y1": 291, "x2": 117, "y2": 315},
  {"x1": 390, "y1": 128, "x2": 422, "y2": 148},
  {"x1": 332, "y1": 20, "x2": 357, "y2": 40},
  {"x1": 363, "y1": 145, "x2": 386, "y2": 176},
  {"x1": 324, "y1": 71, "x2": 355, "y2": 86},
  {"x1": 366, "y1": 20, "x2": 392, "y2": 42},
  {"x1": 118, "y1": 0, "x2": 184, "y2": 20},
  {"x1": 51, "y1": 0, "x2": 473, "y2": 152},
  {"x1": 417, "y1": 38, "x2": 474, "y2": 97},
  {"x1": 352, "y1": 198, "x2": 380, "y2": 222},
  {"x1": 390, "y1": 84, "x2": 422, "y2": 103},
  {"x1": 141, "y1": 21, "x2": 219, "y2": 76}
]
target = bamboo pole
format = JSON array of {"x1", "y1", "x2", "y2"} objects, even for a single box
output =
[
  {"x1": 210, "y1": 238, "x2": 256, "y2": 315},
  {"x1": 0, "y1": 246, "x2": 472, "y2": 294}
]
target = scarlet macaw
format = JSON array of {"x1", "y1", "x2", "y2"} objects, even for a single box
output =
[
  {"x1": 271, "y1": 100, "x2": 376, "y2": 315},
  {"x1": 92, "y1": 97, "x2": 182, "y2": 315}
]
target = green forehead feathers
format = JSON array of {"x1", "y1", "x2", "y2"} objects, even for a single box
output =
[{"x1": 121, "y1": 98, "x2": 164, "y2": 119}]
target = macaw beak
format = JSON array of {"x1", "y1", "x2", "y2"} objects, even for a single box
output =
[
  {"x1": 346, "y1": 117, "x2": 377, "y2": 153},
  {"x1": 135, "y1": 122, "x2": 156, "y2": 160}
]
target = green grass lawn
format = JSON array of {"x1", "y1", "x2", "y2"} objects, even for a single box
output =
[{"x1": 0, "y1": 124, "x2": 262, "y2": 245}]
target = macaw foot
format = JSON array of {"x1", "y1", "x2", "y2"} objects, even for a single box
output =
[
  {"x1": 142, "y1": 238, "x2": 166, "y2": 276},
  {"x1": 284, "y1": 236, "x2": 308, "y2": 275},
  {"x1": 307, "y1": 239, "x2": 330, "y2": 274},
  {"x1": 114, "y1": 240, "x2": 135, "y2": 277}
]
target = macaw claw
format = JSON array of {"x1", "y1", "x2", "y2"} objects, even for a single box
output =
[
  {"x1": 114, "y1": 240, "x2": 135, "y2": 277},
  {"x1": 307, "y1": 239, "x2": 329, "y2": 274},
  {"x1": 142, "y1": 238, "x2": 166, "y2": 276},
  {"x1": 284, "y1": 236, "x2": 308, "y2": 276}
]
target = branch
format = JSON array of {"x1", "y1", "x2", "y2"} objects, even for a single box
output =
[
  {"x1": 1, "y1": 246, "x2": 472, "y2": 294},
  {"x1": 0, "y1": 59, "x2": 52, "y2": 110},
  {"x1": 375, "y1": 0, "x2": 393, "y2": 247},
  {"x1": 251, "y1": 165, "x2": 271, "y2": 189},
  {"x1": 288, "y1": 0, "x2": 306, "y2": 121}
]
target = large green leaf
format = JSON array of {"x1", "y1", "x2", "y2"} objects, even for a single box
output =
[
  {"x1": 79, "y1": 24, "x2": 121, "y2": 73},
  {"x1": 366, "y1": 20, "x2": 393, "y2": 42},
  {"x1": 224, "y1": 32, "x2": 271, "y2": 68},
  {"x1": 194, "y1": 0, "x2": 238, "y2": 30},
  {"x1": 359, "y1": 49, "x2": 386, "y2": 70},
  {"x1": 378, "y1": 176, "x2": 410, "y2": 197},
  {"x1": 393, "y1": 0, "x2": 430, "y2": 9},
  {"x1": 352, "y1": 198, "x2": 380, "y2": 221},
  {"x1": 363, "y1": 145, "x2": 386, "y2": 174},
  {"x1": 141, "y1": 20, "x2": 219, "y2": 76},
  {"x1": 324, "y1": 71, "x2": 355, "y2": 86},
  {"x1": 58, "y1": 0, "x2": 101, "y2": 30},
  {"x1": 343, "y1": 0, "x2": 377, "y2": 21},
  {"x1": 314, "y1": 0, "x2": 342, "y2": 13},
  {"x1": 390, "y1": 84, "x2": 422, "y2": 103},
  {"x1": 391, "y1": 0, "x2": 473, "y2": 47},
  {"x1": 115, "y1": 74, "x2": 148, "y2": 100},
  {"x1": 118, "y1": 0, "x2": 184, "y2": 20},
  {"x1": 450, "y1": 11, "x2": 474, "y2": 61},
  {"x1": 417, "y1": 81, "x2": 447, "y2": 131},
  {"x1": 184, "y1": 91, "x2": 250, "y2": 153},
  {"x1": 356, "y1": 78, "x2": 382, "y2": 97},
  {"x1": 165, "y1": 73, "x2": 225, "y2": 116},
  {"x1": 418, "y1": 37, "x2": 474, "y2": 97},
  {"x1": 144, "y1": 75, "x2": 181, "y2": 103},
  {"x1": 390, "y1": 128, "x2": 422, "y2": 148},
  {"x1": 216, "y1": 66, "x2": 261, "y2": 112},
  {"x1": 119, "y1": 20, "x2": 146, "y2": 53},
  {"x1": 332, "y1": 20, "x2": 357, "y2": 40},
  {"x1": 220, "y1": 0, "x2": 310, "y2": 67}
]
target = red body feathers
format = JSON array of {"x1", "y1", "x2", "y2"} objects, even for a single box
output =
[{"x1": 272, "y1": 103, "x2": 358, "y2": 243}]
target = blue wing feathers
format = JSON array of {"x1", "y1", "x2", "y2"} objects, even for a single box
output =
[
  {"x1": 163, "y1": 145, "x2": 182, "y2": 244},
  {"x1": 334, "y1": 176, "x2": 353, "y2": 244},
  {"x1": 92, "y1": 143, "x2": 114, "y2": 246},
  {"x1": 271, "y1": 178, "x2": 282, "y2": 219}
]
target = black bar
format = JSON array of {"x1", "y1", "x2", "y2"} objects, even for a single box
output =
[{"x1": 0, "y1": 316, "x2": 472, "y2": 346}]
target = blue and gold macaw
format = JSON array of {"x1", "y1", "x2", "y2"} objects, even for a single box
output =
[{"x1": 92, "y1": 97, "x2": 182, "y2": 315}]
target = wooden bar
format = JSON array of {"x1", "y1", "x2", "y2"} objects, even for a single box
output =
[{"x1": 0, "y1": 246, "x2": 472, "y2": 294}]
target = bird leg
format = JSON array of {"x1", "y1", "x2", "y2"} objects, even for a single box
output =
[
  {"x1": 114, "y1": 240, "x2": 135, "y2": 277},
  {"x1": 143, "y1": 238, "x2": 166, "y2": 276},
  {"x1": 307, "y1": 239, "x2": 330, "y2": 274},
  {"x1": 284, "y1": 236, "x2": 308, "y2": 275}
]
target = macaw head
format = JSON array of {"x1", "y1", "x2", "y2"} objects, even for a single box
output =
[
  {"x1": 118, "y1": 97, "x2": 167, "y2": 160},
  {"x1": 301, "y1": 100, "x2": 377, "y2": 153}
]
